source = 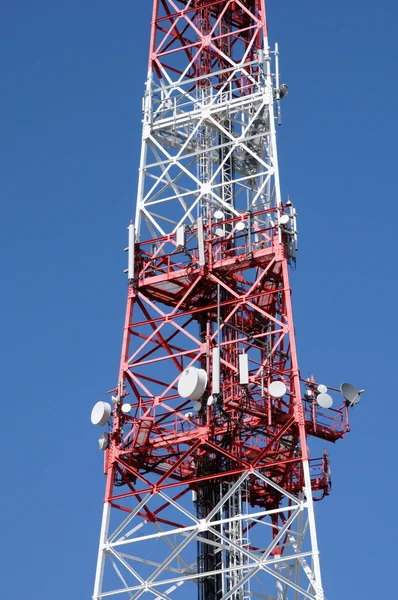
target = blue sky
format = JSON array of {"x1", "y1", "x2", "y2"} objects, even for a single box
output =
[{"x1": 1, "y1": 1, "x2": 396, "y2": 598}]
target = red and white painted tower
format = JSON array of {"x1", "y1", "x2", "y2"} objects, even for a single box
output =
[{"x1": 91, "y1": 2, "x2": 361, "y2": 599}]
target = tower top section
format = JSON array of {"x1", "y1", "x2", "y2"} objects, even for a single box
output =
[
  {"x1": 148, "y1": 0, "x2": 268, "y2": 79},
  {"x1": 135, "y1": 0, "x2": 286, "y2": 246}
]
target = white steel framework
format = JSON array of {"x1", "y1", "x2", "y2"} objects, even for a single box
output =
[
  {"x1": 94, "y1": 469, "x2": 325, "y2": 600},
  {"x1": 135, "y1": 14, "x2": 283, "y2": 246}
]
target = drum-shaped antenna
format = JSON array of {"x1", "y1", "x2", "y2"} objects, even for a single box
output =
[
  {"x1": 316, "y1": 393, "x2": 333, "y2": 409},
  {"x1": 91, "y1": 401, "x2": 111, "y2": 426},
  {"x1": 268, "y1": 381, "x2": 287, "y2": 399},
  {"x1": 178, "y1": 367, "x2": 208, "y2": 401}
]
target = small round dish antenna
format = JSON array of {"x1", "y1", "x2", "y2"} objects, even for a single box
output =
[
  {"x1": 121, "y1": 403, "x2": 132, "y2": 414},
  {"x1": 316, "y1": 393, "x2": 333, "y2": 409},
  {"x1": 193, "y1": 401, "x2": 202, "y2": 412},
  {"x1": 214, "y1": 210, "x2": 224, "y2": 220},
  {"x1": 317, "y1": 384, "x2": 327, "y2": 394},
  {"x1": 207, "y1": 395, "x2": 214, "y2": 406},
  {"x1": 236, "y1": 221, "x2": 245, "y2": 231},
  {"x1": 215, "y1": 228, "x2": 225, "y2": 237},
  {"x1": 268, "y1": 380, "x2": 287, "y2": 399},
  {"x1": 91, "y1": 401, "x2": 111, "y2": 426},
  {"x1": 279, "y1": 214, "x2": 290, "y2": 226},
  {"x1": 340, "y1": 382, "x2": 364, "y2": 406},
  {"x1": 178, "y1": 367, "x2": 208, "y2": 401},
  {"x1": 98, "y1": 432, "x2": 109, "y2": 451}
]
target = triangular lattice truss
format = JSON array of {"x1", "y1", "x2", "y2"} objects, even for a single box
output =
[
  {"x1": 92, "y1": 2, "x2": 351, "y2": 600},
  {"x1": 94, "y1": 471, "x2": 325, "y2": 599},
  {"x1": 135, "y1": 0, "x2": 282, "y2": 244}
]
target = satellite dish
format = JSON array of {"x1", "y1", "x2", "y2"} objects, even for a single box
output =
[
  {"x1": 215, "y1": 228, "x2": 225, "y2": 237},
  {"x1": 279, "y1": 214, "x2": 290, "y2": 226},
  {"x1": 268, "y1": 380, "x2": 287, "y2": 399},
  {"x1": 304, "y1": 389, "x2": 313, "y2": 400},
  {"x1": 236, "y1": 221, "x2": 245, "y2": 231},
  {"x1": 121, "y1": 403, "x2": 132, "y2": 414},
  {"x1": 317, "y1": 384, "x2": 327, "y2": 394},
  {"x1": 316, "y1": 393, "x2": 333, "y2": 409},
  {"x1": 178, "y1": 367, "x2": 208, "y2": 401},
  {"x1": 340, "y1": 382, "x2": 364, "y2": 406},
  {"x1": 214, "y1": 210, "x2": 224, "y2": 219},
  {"x1": 193, "y1": 401, "x2": 202, "y2": 412},
  {"x1": 91, "y1": 401, "x2": 111, "y2": 426}
]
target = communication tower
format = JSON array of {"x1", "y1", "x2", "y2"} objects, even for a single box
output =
[{"x1": 91, "y1": 2, "x2": 363, "y2": 599}]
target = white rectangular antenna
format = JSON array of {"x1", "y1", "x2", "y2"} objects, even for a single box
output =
[
  {"x1": 135, "y1": 419, "x2": 154, "y2": 446},
  {"x1": 212, "y1": 347, "x2": 220, "y2": 394},
  {"x1": 176, "y1": 225, "x2": 185, "y2": 250},
  {"x1": 197, "y1": 217, "x2": 205, "y2": 266},
  {"x1": 239, "y1": 353, "x2": 249, "y2": 385},
  {"x1": 128, "y1": 224, "x2": 135, "y2": 280}
]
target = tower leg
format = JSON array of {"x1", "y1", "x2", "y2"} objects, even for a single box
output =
[
  {"x1": 302, "y1": 460, "x2": 324, "y2": 600},
  {"x1": 93, "y1": 502, "x2": 111, "y2": 600}
]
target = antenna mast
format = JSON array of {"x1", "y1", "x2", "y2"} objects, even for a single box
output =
[{"x1": 91, "y1": 3, "x2": 359, "y2": 599}]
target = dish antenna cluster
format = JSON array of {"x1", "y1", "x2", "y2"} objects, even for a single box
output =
[
  {"x1": 313, "y1": 384, "x2": 334, "y2": 409},
  {"x1": 90, "y1": 401, "x2": 112, "y2": 451},
  {"x1": 214, "y1": 209, "x2": 245, "y2": 233},
  {"x1": 303, "y1": 381, "x2": 365, "y2": 410}
]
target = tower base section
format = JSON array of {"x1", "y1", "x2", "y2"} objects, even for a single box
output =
[{"x1": 93, "y1": 467, "x2": 324, "y2": 600}]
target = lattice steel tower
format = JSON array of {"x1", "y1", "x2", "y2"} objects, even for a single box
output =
[{"x1": 91, "y1": 2, "x2": 361, "y2": 599}]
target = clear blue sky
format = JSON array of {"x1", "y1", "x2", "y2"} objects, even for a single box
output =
[{"x1": 1, "y1": 1, "x2": 396, "y2": 598}]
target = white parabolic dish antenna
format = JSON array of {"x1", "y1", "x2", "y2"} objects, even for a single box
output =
[
  {"x1": 236, "y1": 221, "x2": 245, "y2": 231},
  {"x1": 268, "y1": 381, "x2": 287, "y2": 399},
  {"x1": 91, "y1": 401, "x2": 111, "y2": 426},
  {"x1": 214, "y1": 210, "x2": 224, "y2": 219},
  {"x1": 340, "y1": 382, "x2": 363, "y2": 406},
  {"x1": 178, "y1": 367, "x2": 208, "y2": 401},
  {"x1": 98, "y1": 432, "x2": 109, "y2": 451},
  {"x1": 317, "y1": 384, "x2": 327, "y2": 394},
  {"x1": 279, "y1": 214, "x2": 290, "y2": 225},
  {"x1": 316, "y1": 393, "x2": 333, "y2": 409}
]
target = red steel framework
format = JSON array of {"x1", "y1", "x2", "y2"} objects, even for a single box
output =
[{"x1": 92, "y1": 3, "x2": 355, "y2": 599}]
